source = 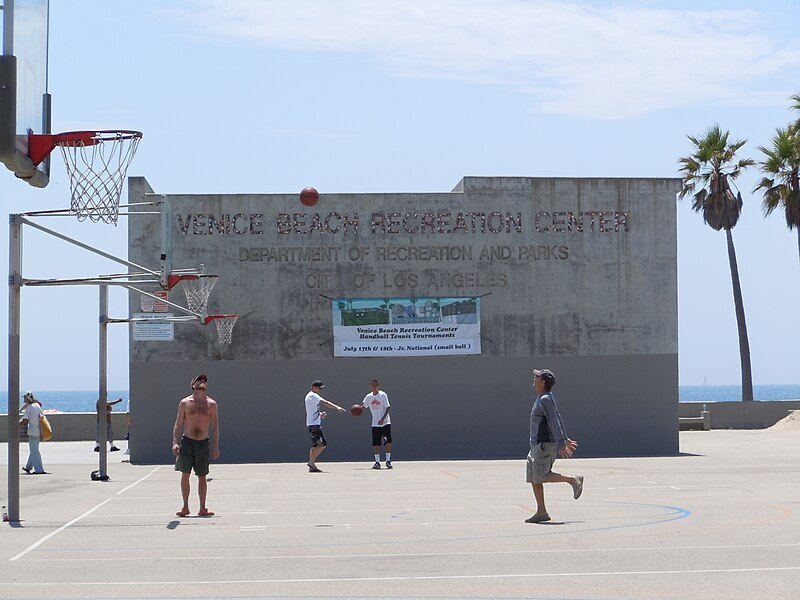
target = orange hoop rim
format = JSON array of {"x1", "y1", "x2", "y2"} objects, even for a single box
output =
[
  {"x1": 203, "y1": 314, "x2": 239, "y2": 326},
  {"x1": 28, "y1": 130, "x2": 143, "y2": 165},
  {"x1": 53, "y1": 129, "x2": 143, "y2": 146},
  {"x1": 166, "y1": 273, "x2": 219, "y2": 290}
]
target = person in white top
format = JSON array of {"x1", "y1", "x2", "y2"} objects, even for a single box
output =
[
  {"x1": 19, "y1": 392, "x2": 47, "y2": 474},
  {"x1": 361, "y1": 379, "x2": 393, "y2": 469},
  {"x1": 305, "y1": 380, "x2": 346, "y2": 473}
]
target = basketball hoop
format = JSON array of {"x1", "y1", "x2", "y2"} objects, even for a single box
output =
[
  {"x1": 174, "y1": 274, "x2": 219, "y2": 315},
  {"x1": 28, "y1": 130, "x2": 143, "y2": 225},
  {"x1": 204, "y1": 314, "x2": 239, "y2": 344}
]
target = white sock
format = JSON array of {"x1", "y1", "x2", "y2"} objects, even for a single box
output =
[
  {"x1": 386, "y1": 453, "x2": 391, "y2": 461},
  {"x1": 374, "y1": 454, "x2": 380, "y2": 462}
]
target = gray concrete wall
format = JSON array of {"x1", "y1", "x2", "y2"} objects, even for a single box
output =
[
  {"x1": 127, "y1": 176, "x2": 681, "y2": 463},
  {"x1": 679, "y1": 401, "x2": 800, "y2": 429},
  {"x1": 0, "y1": 412, "x2": 127, "y2": 442}
]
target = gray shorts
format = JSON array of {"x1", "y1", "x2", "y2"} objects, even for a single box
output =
[
  {"x1": 174, "y1": 436, "x2": 210, "y2": 476},
  {"x1": 526, "y1": 442, "x2": 559, "y2": 484}
]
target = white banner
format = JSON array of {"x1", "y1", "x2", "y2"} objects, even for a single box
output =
[{"x1": 332, "y1": 297, "x2": 481, "y2": 357}]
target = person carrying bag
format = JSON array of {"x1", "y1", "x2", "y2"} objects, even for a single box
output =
[{"x1": 20, "y1": 392, "x2": 48, "y2": 474}]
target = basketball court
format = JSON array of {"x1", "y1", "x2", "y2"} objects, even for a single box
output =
[
  {"x1": 1, "y1": 429, "x2": 798, "y2": 600},
  {"x1": 1, "y1": 7, "x2": 798, "y2": 598}
]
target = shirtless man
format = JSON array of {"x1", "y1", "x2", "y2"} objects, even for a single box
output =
[{"x1": 172, "y1": 374, "x2": 220, "y2": 517}]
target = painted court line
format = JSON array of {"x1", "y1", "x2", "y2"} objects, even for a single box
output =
[
  {"x1": 9, "y1": 499, "x2": 113, "y2": 562},
  {"x1": 9, "y1": 566, "x2": 800, "y2": 587},
  {"x1": 116, "y1": 466, "x2": 161, "y2": 495},
  {"x1": 34, "y1": 541, "x2": 800, "y2": 563},
  {"x1": 9, "y1": 467, "x2": 161, "y2": 562}
]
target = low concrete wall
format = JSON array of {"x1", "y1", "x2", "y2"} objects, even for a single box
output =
[
  {"x1": 679, "y1": 401, "x2": 800, "y2": 430},
  {"x1": 3, "y1": 402, "x2": 796, "y2": 445},
  {"x1": 0, "y1": 412, "x2": 128, "y2": 443}
]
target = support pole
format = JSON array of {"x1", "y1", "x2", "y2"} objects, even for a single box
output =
[
  {"x1": 159, "y1": 194, "x2": 172, "y2": 288},
  {"x1": 7, "y1": 214, "x2": 21, "y2": 522},
  {"x1": 98, "y1": 285, "x2": 108, "y2": 478}
]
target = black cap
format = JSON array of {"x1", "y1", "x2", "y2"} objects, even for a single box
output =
[
  {"x1": 533, "y1": 369, "x2": 556, "y2": 386},
  {"x1": 311, "y1": 380, "x2": 325, "y2": 388},
  {"x1": 191, "y1": 374, "x2": 208, "y2": 388}
]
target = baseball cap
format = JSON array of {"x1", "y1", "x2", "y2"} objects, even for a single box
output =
[
  {"x1": 533, "y1": 369, "x2": 556, "y2": 386},
  {"x1": 191, "y1": 374, "x2": 208, "y2": 388},
  {"x1": 311, "y1": 380, "x2": 325, "y2": 388}
]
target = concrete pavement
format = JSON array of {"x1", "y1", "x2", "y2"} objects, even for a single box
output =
[{"x1": 1, "y1": 430, "x2": 799, "y2": 600}]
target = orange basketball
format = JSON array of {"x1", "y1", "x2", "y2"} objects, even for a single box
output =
[
  {"x1": 350, "y1": 404, "x2": 364, "y2": 416},
  {"x1": 300, "y1": 187, "x2": 319, "y2": 207}
]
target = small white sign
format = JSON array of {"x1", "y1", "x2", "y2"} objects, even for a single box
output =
[
  {"x1": 132, "y1": 313, "x2": 175, "y2": 341},
  {"x1": 140, "y1": 291, "x2": 169, "y2": 313}
]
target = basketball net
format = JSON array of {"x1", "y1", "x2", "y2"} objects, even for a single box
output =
[
  {"x1": 179, "y1": 275, "x2": 219, "y2": 315},
  {"x1": 206, "y1": 315, "x2": 238, "y2": 345},
  {"x1": 57, "y1": 131, "x2": 142, "y2": 225}
]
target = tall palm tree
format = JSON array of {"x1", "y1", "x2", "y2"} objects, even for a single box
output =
[
  {"x1": 754, "y1": 126, "x2": 800, "y2": 264},
  {"x1": 678, "y1": 124, "x2": 755, "y2": 402}
]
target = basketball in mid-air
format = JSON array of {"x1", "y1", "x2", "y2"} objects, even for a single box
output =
[
  {"x1": 300, "y1": 187, "x2": 319, "y2": 207},
  {"x1": 350, "y1": 404, "x2": 364, "y2": 416}
]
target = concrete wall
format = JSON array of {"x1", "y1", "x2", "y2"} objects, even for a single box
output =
[
  {"x1": 4, "y1": 402, "x2": 794, "y2": 444},
  {"x1": 127, "y1": 176, "x2": 681, "y2": 463},
  {"x1": 0, "y1": 412, "x2": 128, "y2": 442},
  {"x1": 679, "y1": 401, "x2": 800, "y2": 429}
]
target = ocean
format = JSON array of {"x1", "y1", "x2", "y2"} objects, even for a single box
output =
[
  {"x1": 2, "y1": 390, "x2": 129, "y2": 413},
  {"x1": 678, "y1": 384, "x2": 800, "y2": 403},
  {"x1": 2, "y1": 385, "x2": 800, "y2": 413}
]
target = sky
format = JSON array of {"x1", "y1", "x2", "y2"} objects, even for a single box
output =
[{"x1": 1, "y1": 0, "x2": 799, "y2": 391}]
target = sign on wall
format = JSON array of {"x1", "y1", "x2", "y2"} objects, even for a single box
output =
[
  {"x1": 332, "y1": 297, "x2": 481, "y2": 357},
  {"x1": 132, "y1": 313, "x2": 175, "y2": 341}
]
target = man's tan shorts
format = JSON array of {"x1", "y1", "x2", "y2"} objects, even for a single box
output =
[{"x1": 526, "y1": 442, "x2": 559, "y2": 484}]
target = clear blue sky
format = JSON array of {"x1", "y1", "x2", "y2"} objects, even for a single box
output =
[{"x1": 1, "y1": 0, "x2": 799, "y2": 390}]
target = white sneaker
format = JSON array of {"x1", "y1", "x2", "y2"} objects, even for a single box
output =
[{"x1": 572, "y1": 475, "x2": 584, "y2": 500}]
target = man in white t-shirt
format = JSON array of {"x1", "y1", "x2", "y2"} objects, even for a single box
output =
[
  {"x1": 19, "y1": 392, "x2": 47, "y2": 474},
  {"x1": 361, "y1": 379, "x2": 392, "y2": 469},
  {"x1": 305, "y1": 380, "x2": 346, "y2": 473}
]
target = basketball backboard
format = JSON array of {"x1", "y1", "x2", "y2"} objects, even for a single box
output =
[{"x1": 0, "y1": 0, "x2": 50, "y2": 187}]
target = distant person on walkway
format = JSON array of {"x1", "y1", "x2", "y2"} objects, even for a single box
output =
[
  {"x1": 95, "y1": 397, "x2": 123, "y2": 452},
  {"x1": 525, "y1": 369, "x2": 583, "y2": 523},
  {"x1": 20, "y1": 392, "x2": 47, "y2": 474},
  {"x1": 361, "y1": 379, "x2": 392, "y2": 469},
  {"x1": 19, "y1": 392, "x2": 42, "y2": 413},
  {"x1": 172, "y1": 374, "x2": 220, "y2": 517},
  {"x1": 305, "y1": 380, "x2": 346, "y2": 473},
  {"x1": 123, "y1": 399, "x2": 131, "y2": 460}
]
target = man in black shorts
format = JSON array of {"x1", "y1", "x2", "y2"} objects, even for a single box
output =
[
  {"x1": 362, "y1": 379, "x2": 392, "y2": 469},
  {"x1": 172, "y1": 374, "x2": 220, "y2": 517},
  {"x1": 304, "y1": 380, "x2": 346, "y2": 472}
]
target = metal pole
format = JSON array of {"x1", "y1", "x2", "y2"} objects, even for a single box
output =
[
  {"x1": 3, "y1": 0, "x2": 15, "y2": 56},
  {"x1": 98, "y1": 285, "x2": 108, "y2": 478},
  {"x1": 159, "y1": 194, "x2": 172, "y2": 287},
  {"x1": 7, "y1": 214, "x2": 21, "y2": 522}
]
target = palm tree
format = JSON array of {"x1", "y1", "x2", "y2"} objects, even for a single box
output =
[
  {"x1": 754, "y1": 126, "x2": 800, "y2": 264},
  {"x1": 678, "y1": 124, "x2": 755, "y2": 402},
  {"x1": 791, "y1": 93, "x2": 800, "y2": 129}
]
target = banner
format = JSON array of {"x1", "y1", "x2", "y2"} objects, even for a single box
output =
[{"x1": 333, "y1": 297, "x2": 481, "y2": 357}]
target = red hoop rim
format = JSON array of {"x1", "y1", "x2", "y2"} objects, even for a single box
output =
[
  {"x1": 166, "y1": 273, "x2": 219, "y2": 290},
  {"x1": 203, "y1": 314, "x2": 239, "y2": 326},
  {"x1": 28, "y1": 130, "x2": 143, "y2": 165}
]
